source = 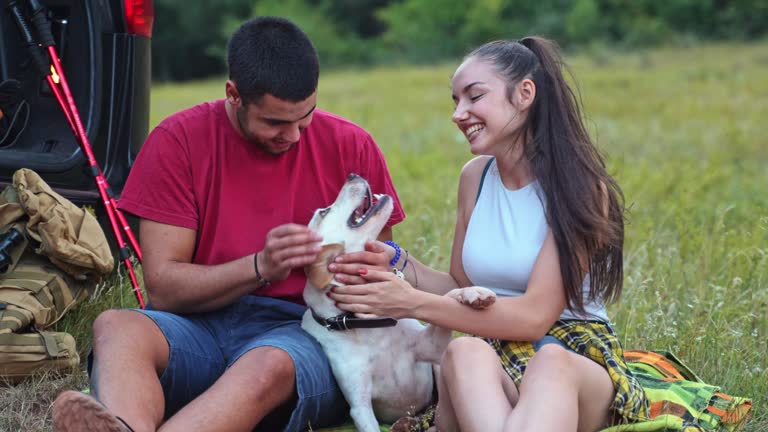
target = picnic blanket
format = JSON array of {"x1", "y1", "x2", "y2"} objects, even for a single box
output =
[
  {"x1": 316, "y1": 350, "x2": 752, "y2": 432},
  {"x1": 601, "y1": 350, "x2": 752, "y2": 431}
]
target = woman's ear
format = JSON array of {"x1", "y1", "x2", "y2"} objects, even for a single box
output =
[{"x1": 517, "y1": 78, "x2": 536, "y2": 110}]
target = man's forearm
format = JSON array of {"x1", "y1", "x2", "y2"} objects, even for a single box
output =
[{"x1": 145, "y1": 254, "x2": 261, "y2": 313}]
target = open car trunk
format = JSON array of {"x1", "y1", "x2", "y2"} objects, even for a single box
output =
[{"x1": 0, "y1": 0, "x2": 151, "y2": 207}]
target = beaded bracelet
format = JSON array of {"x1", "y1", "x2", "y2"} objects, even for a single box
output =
[
  {"x1": 383, "y1": 240, "x2": 401, "y2": 267},
  {"x1": 399, "y1": 249, "x2": 409, "y2": 272}
]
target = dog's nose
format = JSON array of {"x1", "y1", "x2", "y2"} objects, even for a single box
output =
[{"x1": 347, "y1": 173, "x2": 361, "y2": 181}]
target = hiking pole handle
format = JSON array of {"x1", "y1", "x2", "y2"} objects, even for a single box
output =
[
  {"x1": 27, "y1": 0, "x2": 55, "y2": 48},
  {"x1": 6, "y1": 0, "x2": 49, "y2": 77}
]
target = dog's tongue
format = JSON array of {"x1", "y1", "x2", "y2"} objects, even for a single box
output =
[{"x1": 353, "y1": 190, "x2": 373, "y2": 224}]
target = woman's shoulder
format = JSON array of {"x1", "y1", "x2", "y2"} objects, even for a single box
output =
[{"x1": 457, "y1": 156, "x2": 494, "y2": 209}]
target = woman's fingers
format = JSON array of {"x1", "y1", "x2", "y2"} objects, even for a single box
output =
[
  {"x1": 334, "y1": 274, "x2": 366, "y2": 285},
  {"x1": 357, "y1": 268, "x2": 398, "y2": 282},
  {"x1": 335, "y1": 302, "x2": 373, "y2": 314}
]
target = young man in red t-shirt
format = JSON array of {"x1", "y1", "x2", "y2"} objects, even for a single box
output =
[{"x1": 52, "y1": 17, "x2": 405, "y2": 432}]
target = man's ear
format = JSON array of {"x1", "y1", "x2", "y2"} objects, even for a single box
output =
[
  {"x1": 225, "y1": 80, "x2": 240, "y2": 105},
  {"x1": 517, "y1": 78, "x2": 536, "y2": 110}
]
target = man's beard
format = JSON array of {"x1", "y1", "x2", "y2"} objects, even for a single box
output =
[{"x1": 235, "y1": 106, "x2": 294, "y2": 155}]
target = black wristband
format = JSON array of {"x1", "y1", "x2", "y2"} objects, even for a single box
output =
[{"x1": 254, "y1": 252, "x2": 270, "y2": 286}]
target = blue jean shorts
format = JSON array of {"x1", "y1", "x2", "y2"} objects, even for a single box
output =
[
  {"x1": 93, "y1": 295, "x2": 348, "y2": 432},
  {"x1": 532, "y1": 335, "x2": 574, "y2": 352}
]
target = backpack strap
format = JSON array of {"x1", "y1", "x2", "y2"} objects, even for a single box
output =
[{"x1": 475, "y1": 157, "x2": 495, "y2": 205}]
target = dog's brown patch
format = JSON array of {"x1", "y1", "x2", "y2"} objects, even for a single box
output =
[{"x1": 304, "y1": 243, "x2": 345, "y2": 289}]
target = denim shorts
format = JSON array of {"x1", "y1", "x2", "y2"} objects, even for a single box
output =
[
  {"x1": 92, "y1": 295, "x2": 348, "y2": 432},
  {"x1": 532, "y1": 335, "x2": 574, "y2": 352}
]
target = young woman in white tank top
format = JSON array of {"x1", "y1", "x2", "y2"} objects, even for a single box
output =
[{"x1": 330, "y1": 37, "x2": 648, "y2": 431}]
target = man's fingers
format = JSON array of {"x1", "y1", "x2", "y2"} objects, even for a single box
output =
[
  {"x1": 282, "y1": 253, "x2": 320, "y2": 269},
  {"x1": 268, "y1": 232, "x2": 322, "y2": 251},
  {"x1": 271, "y1": 244, "x2": 322, "y2": 263},
  {"x1": 269, "y1": 224, "x2": 319, "y2": 238}
]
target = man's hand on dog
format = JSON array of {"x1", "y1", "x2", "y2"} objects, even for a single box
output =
[
  {"x1": 328, "y1": 240, "x2": 392, "y2": 285},
  {"x1": 259, "y1": 224, "x2": 323, "y2": 282}
]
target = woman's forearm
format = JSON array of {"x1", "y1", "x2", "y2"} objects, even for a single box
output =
[
  {"x1": 400, "y1": 256, "x2": 461, "y2": 295},
  {"x1": 411, "y1": 291, "x2": 554, "y2": 341}
]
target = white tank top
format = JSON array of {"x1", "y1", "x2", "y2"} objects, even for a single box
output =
[{"x1": 462, "y1": 158, "x2": 609, "y2": 322}]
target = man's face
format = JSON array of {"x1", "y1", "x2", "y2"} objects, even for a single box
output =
[{"x1": 234, "y1": 91, "x2": 317, "y2": 155}]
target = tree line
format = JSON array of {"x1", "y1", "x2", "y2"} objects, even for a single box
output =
[{"x1": 152, "y1": 0, "x2": 768, "y2": 82}]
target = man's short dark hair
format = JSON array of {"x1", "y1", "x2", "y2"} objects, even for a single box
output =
[{"x1": 227, "y1": 17, "x2": 319, "y2": 104}]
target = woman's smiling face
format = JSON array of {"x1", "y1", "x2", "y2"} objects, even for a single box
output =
[{"x1": 451, "y1": 57, "x2": 528, "y2": 156}]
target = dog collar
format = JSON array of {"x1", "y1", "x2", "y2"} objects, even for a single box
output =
[{"x1": 310, "y1": 308, "x2": 397, "y2": 331}]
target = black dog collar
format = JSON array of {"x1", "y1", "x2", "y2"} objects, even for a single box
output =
[{"x1": 311, "y1": 308, "x2": 397, "y2": 331}]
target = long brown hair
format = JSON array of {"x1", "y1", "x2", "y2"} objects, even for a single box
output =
[{"x1": 468, "y1": 37, "x2": 625, "y2": 313}]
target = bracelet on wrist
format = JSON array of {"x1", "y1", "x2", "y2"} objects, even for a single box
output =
[
  {"x1": 399, "y1": 249, "x2": 409, "y2": 272},
  {"x1": 383, "y1": 240, "x2": 401, "y2": 267},
  {"x1": 254, "y1": 252, "x2": 271, "y2": 287}
]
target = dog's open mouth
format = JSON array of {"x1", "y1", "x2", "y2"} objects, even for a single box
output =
[{"x1": 349, "y1": 187, "x2": 391, "y2": 228}]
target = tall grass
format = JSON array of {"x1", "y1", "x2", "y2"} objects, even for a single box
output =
[{"x1": 2, "y1": 41, "x2": 764, "y2": 431}]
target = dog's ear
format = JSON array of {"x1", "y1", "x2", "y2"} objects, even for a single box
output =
[{"x1": 305, "y1": 243, "x2": 345, "y2": 289}]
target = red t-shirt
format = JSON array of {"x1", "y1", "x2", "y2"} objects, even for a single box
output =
[{"x1": 118, "y1": 100, "x2": 405, "y2": 304}]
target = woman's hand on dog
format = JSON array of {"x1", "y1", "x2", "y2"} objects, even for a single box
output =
[
  {"x1": 259, "y1": 224, "x2": 323, "y2": 282},
  {"x1": 330, "y1": 268, "x2": 424, "y2": 319},
  {"x1": 328, "y1": 241, "x2": 392, "y2": 285}
]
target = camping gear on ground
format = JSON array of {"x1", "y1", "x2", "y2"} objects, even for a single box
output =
[
  {"x1": 5, "y1": 0, "x2": 145, "y2": 308},
  {"x1": 0, "y1": 168, "x2": 113, "y2": 382},
  {"x1": 0, "y1": 331, "x2": 78, "y2": 384}
]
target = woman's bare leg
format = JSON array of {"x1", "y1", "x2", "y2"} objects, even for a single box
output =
[
  {"x1": 503, "y1": 344, "x2": 614, "y2": 432},
  {"x1": 439, "y1": 337, "x2": 519, "y2": 432}
]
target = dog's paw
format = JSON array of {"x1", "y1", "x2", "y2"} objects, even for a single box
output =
[
  {"x1": 390, "y1": 416, "x2": 418, "y2": 432},
  {"x1": 446, "y1": 286, "x2": 496, "y2": 309}
]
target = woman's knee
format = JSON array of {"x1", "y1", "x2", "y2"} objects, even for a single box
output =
[
  {"x1": 524, "y1": 344, "x2": 576, "y2": 382},
  {"x1": 440, "y1": 337, "x2": 495, "y2": 375}
]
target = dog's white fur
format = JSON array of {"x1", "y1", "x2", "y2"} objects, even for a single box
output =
[{"x1": 301, "y1": 174, "x2": 495, "y2": 432}]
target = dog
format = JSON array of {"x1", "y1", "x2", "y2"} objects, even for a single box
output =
[{"x1": 301, "y1": 173, "x2": 496, "y2": 432}]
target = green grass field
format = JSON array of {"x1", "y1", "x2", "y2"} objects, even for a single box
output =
[{"x1": 2, "y1": 41, "x2": 765, "y2": 431}]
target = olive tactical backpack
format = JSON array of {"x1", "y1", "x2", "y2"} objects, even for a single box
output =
[{"x1": 0, "y1": 169, "x2": 113, "y2": 382}]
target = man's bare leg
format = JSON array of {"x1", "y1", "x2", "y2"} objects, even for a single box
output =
[
  {"x1": 158, "y1": 346, "x2": 296, "y2": 432},
  {"x1": 53, "y1": 310, "x2": 169, "y2": 432}
]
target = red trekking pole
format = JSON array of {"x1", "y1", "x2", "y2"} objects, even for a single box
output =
[{"x1": 8, "y1": 0, "x2": 146, "y2": 308}]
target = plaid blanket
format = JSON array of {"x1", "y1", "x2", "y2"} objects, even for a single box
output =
[{"x1": 599, "y1": 350, "x2": 753, "y2": 431}]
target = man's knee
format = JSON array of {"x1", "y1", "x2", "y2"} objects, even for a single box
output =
[
  {"x1": 92, "y1": 310, "x2": 168, "y2": 369},
  {"x1": 238, "y1": 347, "x2": 297, "y2": 393}
]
